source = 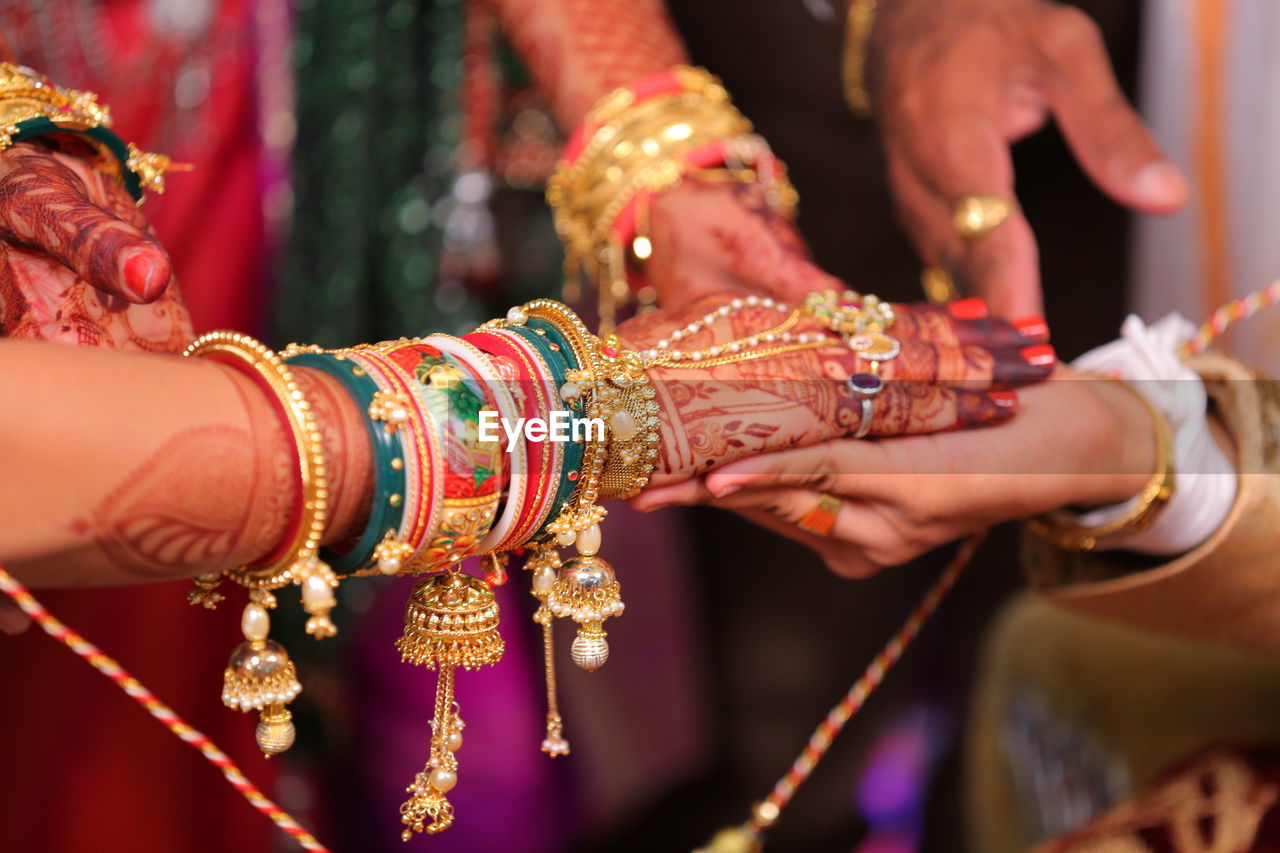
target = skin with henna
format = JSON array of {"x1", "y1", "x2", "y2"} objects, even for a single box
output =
[
  {"x1": 0, "y1": 294, "x2": 1050, "y2": 588},
  {"x1": 0, "y1": 141, "x2": 191, "y2": 351}
]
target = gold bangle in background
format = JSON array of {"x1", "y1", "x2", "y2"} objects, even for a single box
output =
[
  {"x1": 1026, "y1": 380, "x2": 1177, "y2": 551},
  {"x1": 842, "y1": 0, "x2": 879, "y2": 117},
  {"x1": 952, "y1": 194, "x2": 1017, "y2": 240}
]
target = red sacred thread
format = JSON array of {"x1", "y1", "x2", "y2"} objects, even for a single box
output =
[
  {"x1": 0, "y1": 565, "x2": 329, "y2": 853},
  {"x1": 742, "y1": 533, "x2": 981, "y2": 838},
  {"x1": 1182, "y1": 278, "x2": 1280, "y2": 356}
]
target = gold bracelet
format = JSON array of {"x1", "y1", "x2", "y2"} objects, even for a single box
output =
[
  {"x1": 183, "y1": 331, "x2": 342, "y2": 758},
  {"x1": 185, "y1": 332, "x2": 333, "y2": 595},
  {"x1": 842, "y1": 0, "x2": 879, "y2": 117},
  {"x1": 1026, "y1": 380, "x2": 1177, "y2": 551}
]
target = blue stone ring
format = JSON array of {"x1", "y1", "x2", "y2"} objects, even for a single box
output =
[{"x1": 848, "y1": 372, "x2": 883, "y2": 438}]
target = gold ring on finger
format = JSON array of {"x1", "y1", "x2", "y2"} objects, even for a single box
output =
[{"x1": 952, "y1": 195, "x2": 1017, "y2": 240}]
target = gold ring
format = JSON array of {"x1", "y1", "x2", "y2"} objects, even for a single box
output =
[
  {"x1": 952, "y1": 195, "x2": 1017, "y2": 240},
  {"x1": 920, "y1": 266, "x2": 959, "y2": 304},
  {"x1": 796, "y1": 493, "x2": 843, "y2": 537}
]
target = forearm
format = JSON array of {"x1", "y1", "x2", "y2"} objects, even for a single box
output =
[
  {"x1": 492, "y1": 0, "x2": 688, "y2": 127},
  {"x1": 0, "y1": 340, "x2": 371, "y2": 587}
]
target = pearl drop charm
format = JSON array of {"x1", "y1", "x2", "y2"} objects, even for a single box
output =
[
  {"x1": 444, "y1": 730, "x2": 463, "y2": 752},
  {"x1": 429, "y1": 768, "x2": 457, "y2": 793},
  {"x1": 506, "y1": 306, "x2": 528, "y2": 325},
  {"x1": 377, "y1": 555, "x2": 402, "y2": 576},
  {"x1": 302, "y1": 573, "x2": 336, "y2": 610},
  {"x1": 556, "y1": 529, "x2": 577, "y2": 547},
  {"x1": 532, "y1": 566, "x2": 556, "y2": 594},
  {"x1": 576, "y1": 523, "x2": 602, "y2": 556},
  {"x1": 610, "y1": 409, "x2": 637, "y2": 440},
  {"x1": 559, "y1": 381, "x2": 582, "y2": 402},
  {"x1": 241, "y1": 603, "x2": 270, "y2": 643}
]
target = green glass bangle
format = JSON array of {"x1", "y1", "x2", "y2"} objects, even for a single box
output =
[
  {"x1": 10, "y1": 118, "x2": 145, "y2": 201},
  {"x1": 286, "y1": 351, "x2": 407, "y2": 574},
  {"x1": 507, "y1": 322, "x2": 585, "y2": 537}
]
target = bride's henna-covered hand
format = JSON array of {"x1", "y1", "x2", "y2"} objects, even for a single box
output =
[
  {"x1": 0, "y1": 143, "x2": 192, "y2": 351},
  {"x1": 618, "y1": 292, "x2": 1054, "y2": 485}
]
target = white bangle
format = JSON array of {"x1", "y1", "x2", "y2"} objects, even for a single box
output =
[{"x1": 421, "y1": 335, "x2": 529, "y2": 554}]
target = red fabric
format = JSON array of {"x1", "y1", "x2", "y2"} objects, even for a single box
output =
[{"x1": 0, "y1": 2, "x2": 274, "y2": 851}]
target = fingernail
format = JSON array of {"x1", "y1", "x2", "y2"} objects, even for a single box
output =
[
  {"x1": 947, "y1": 298, "x2": 988, "y2": 320},
  {"x1": 1135, "y1": 161, "x2": 1188, "y2": 207},
  {"x1": 122, "y1": 250, "x2": 159, "y2": 300},
  {"x1": 990, "y1": 390, "x2": 1019, "y2": 409},
  {"x1": 1019, "y1": 344, "x2": 1056, "y2": 367},
  {"x1": 1012, "y1": 315, "x2": 1049, "y2": 340},
  {"x1": 712, "y1": 483, "x2": 742, "y2": 498}
]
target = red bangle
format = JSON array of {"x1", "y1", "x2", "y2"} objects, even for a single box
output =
[
  {"x1": 464, "y1": 328, "x2": 560, "y2": 548},
  {"x1": 207, "y1": 353, "x2": 305, "y2": 570}
]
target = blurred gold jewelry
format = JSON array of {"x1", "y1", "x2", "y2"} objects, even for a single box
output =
[
  {"x1": 797, "y1": 494, "x2": 843, "y2": 537},
  {"x1": 1026, "y1": 380, "x2": 1176, "y2": 551},
  {"x1": 952, "y1": 195, "x2": 1017, "y2": 240},
  {"x1": 921, "y1": 265, "x2": 960, "y2": 303},
  {"x1": 842, "y1": 0, "x2": 879, "y2": 117}
]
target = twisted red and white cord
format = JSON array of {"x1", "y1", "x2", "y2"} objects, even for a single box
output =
[
  {"x1": 743, "y1": 533, "x2": 981, "y2": 837},
  {"x1": 1182, "y1": 278, "x2": 1280, "y2": 356},
  {"x1": 0, "y1": 564, "x2": 329, "y2": 853}
]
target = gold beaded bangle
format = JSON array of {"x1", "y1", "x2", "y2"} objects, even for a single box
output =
[
  {"x1": 184, "y1": 331, "x2": 331, "y2": 590},
  {"x1": 1026, "y1": 380, "x2": 1177, "y2": 551},
  {"x1": 842, "y1": 0, "x2": 878, "y2": 117}
]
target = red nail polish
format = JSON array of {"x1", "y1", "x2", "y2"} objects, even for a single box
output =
[
  {"x1": 1019, "y1": 344, "x2": 1056, "y2": 367},
  {"x1": 1012, "y1": 316, "x2": 1049, "y2": 340},
  {"x1": 947, "y1": 298, "x2": 988, "y2": 319},
  {"x1": 123, "y1": 251, "x2": 158, "y2": 299},
  {"x1": 990, "y1": 390, "x2": 1018, "y2": 408}
]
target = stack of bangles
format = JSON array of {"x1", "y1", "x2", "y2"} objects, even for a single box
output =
[
  {"x1": 546, "y1": 66, "x2": 799, "y2": 331},
  {"x1": 179, "y1": 287, "x2": 899, "y2": 840}
]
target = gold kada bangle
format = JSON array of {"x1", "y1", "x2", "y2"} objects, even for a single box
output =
[
  {"x1": 183, "y1": 332, "x2": 333, "y2": 597},
  {"x1": 1026, "y1": 380, "x2": 1176, "y2": 551}
]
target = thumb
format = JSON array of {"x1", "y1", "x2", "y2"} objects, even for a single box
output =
[{"x1": 0, "y1": 146, "x2": 172, "y2": 302}]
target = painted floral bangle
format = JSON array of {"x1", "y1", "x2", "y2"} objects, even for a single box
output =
[
  {"x1": 377, "y1": 340, "x2": 503, "y2": 569},
  {"x1": 466, "y1": 327, "x2": 563, "y2": 548},
  {"x1": 423, "y1": 334, "x2": 527, "y2": 555},
  {"x1": 284, "y1": 351, "x2": 407, "y2": 575}
]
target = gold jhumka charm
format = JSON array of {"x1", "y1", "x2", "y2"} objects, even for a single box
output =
[{"x1": 395, "y1": 571, "x2": 504, "y2": 839}]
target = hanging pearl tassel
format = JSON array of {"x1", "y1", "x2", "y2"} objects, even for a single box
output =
[
  {"x1": 548, "y1": 527, "x2": 624, "y2": 673},
  {"x1": 526, "y1": 548, "x2": 570, "y2": 756},
  {"x1": 294, "y1": 556, "x2": 339, "y2": 638},
  {"x1": 222, "y1": 595, "x2": 302, "y2": 757},
  {"x1": 395, "y1": 572, "x2": 504, "y2": 839}
]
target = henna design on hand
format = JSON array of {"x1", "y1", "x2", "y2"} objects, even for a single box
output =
[{"x1": 0, "y1": 144, "x2": 171, "y2": 301}]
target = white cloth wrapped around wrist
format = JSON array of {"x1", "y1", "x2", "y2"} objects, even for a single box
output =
[{"x1": 1066, "y1": 313, "x2": 1237, "y2": 556}]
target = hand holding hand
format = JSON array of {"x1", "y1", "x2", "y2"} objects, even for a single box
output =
[{"x1": 636, "y1": 369, "x2": 1153, "y2": 577}]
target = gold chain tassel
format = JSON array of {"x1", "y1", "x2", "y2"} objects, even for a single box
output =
[{"x1": 395, "y1": 571, "x2": 504, "y2": 839}]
